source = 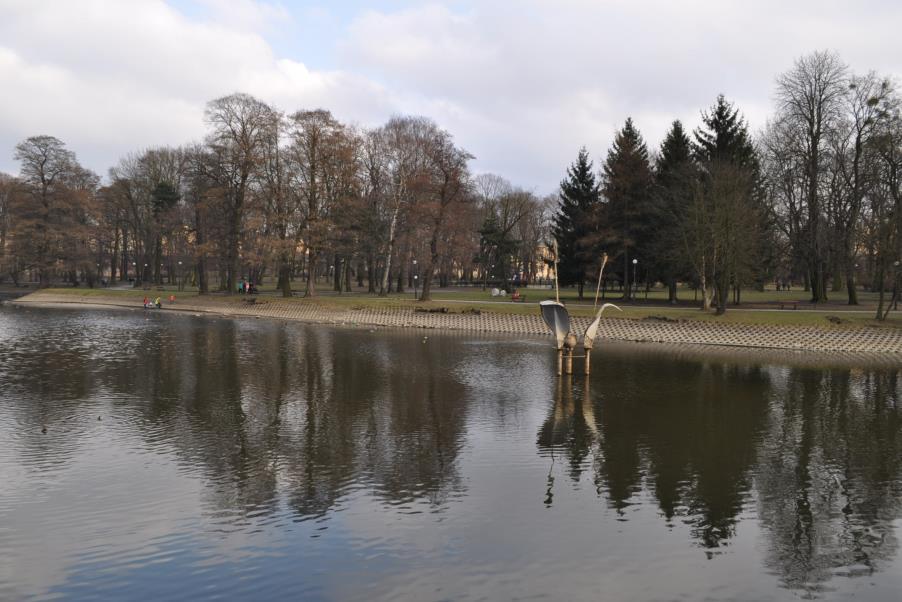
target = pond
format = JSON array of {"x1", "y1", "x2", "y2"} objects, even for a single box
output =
[{"x1": 0, "y1": 305, "x2": 900, "y2": 601}]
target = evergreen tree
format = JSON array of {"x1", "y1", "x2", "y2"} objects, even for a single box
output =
[
  {"x1": 693, "y1": 95, "x2": 759, "y2": 169},
  {"x1": 691, "y1": 95, "x2": 768, "y2": 314},
  {"x1": 552, "y1": 148, "x2": 600, "y2": 298},
  {"x1": 652, "y1": 120, "x2": 696, "y2": 303},
  {"x1": 601, "y1": 118, "x2": 654, "y2": 300},
  {"x1": 478, "y1": 213, "x2": 519, "y2": 290}
]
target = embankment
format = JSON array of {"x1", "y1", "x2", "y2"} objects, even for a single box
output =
[{"x1": 12, "y1": 290, "x2": 902, "y2": 354}]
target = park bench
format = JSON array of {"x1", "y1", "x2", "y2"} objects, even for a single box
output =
[
  {"x1": 779, "y1": 300, "x2": 799, "y2": 310},
  {"x1": 243, "y1": 297, "x2": 257, "y2": 305}
]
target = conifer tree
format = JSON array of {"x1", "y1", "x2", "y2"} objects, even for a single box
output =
[
  {"x1": 552, "y1": 147, "x2": 600, "y2": 298},
  {"x1": 691, "y1": 95, "x2": 767, "y2": 314},
  {"x1": 601, "y1": 118, "x2": 654, "y2": 299},
  {"x1": 652, "y1": 120, "x2": 695, "y2": 302}
]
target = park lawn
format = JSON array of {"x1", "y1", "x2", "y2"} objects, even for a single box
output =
[
  {"x1": 423, "y1": 286, "x2": 886, "y2": 307},
  {"x1": 35, "y1": 287, "x2": 902, "y2": 330},
  {"x1": 249, "y1": 290, "x2": 902, "y2": 330},
  {"x1": 32, "y1": 286, "x2": 201, "y2": 299}
]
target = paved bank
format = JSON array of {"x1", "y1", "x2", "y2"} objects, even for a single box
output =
[{"x1": 12, "y1": 291, "x2": 902, "y2": 354}]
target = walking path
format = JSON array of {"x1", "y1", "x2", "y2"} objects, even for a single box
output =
[{"x1": 12, "y1": 291, "x2": 902, "y2": 354}]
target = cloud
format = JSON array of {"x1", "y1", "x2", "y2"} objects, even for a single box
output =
[
  {"x1": 338, "y1": 0, "x2": 902, "y2": 190},
  {"x1": 1, "y1": 0, "x2": 901, "y2": 192},
  {"x1": 0, "y1": 0, "x2": 394, "y2": 178}
]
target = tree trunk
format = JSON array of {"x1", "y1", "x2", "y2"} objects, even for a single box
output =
[
  {"x1": 120, "y1": 229, "x2": 129, "y2": 282},
  {"x1": 845, "y1": 271, "x2": 858, "y2": 306},
  {"x1": 153, "y1": 236, "x2": 163, "y2": 285},
  {"x1": 345, "y1": 260, "x2": 352, "y2": 292},
  {"x1": 875, "y1": 260, "x2": 886, "y2": 320},
  {"x1": 279, "y1": 262, "x2": 291, "y2": 297},
  {"x1": 714, "y1": 273, "x2": 728, "y2": 315},
  {"x1": 305, "y1": 248, "x2": 318, "y2": 297},
  {"x1": 379, "y1": 205, "x2": 400, "y2": 296}
]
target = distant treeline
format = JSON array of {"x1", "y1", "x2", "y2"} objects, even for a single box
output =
[
  {"x1": 0, "y1": 51, "x2": 899, "y2": 317},
  {"x1": 0, "y1": 102, "x2": 549, "y2": 300},
  {"x1": 553, "y1": 51, "x2": 901, "y2": 319}
]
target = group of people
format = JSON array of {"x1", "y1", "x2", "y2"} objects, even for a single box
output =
[
  {"x1": 143, "y1": 296, "x2": 161, "y2": 309},
  {"x1": 239, "y1": 280, "x2": 257, "y2": 294},
  {"x1": 774, "y1": 279, "x2": 793, "y2": 291}
]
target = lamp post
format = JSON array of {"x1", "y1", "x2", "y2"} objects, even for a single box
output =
[
  {"x1": 894, "y1": 260, "x2": 901, "y2": 311},
  {"x1": 178, "y1": 261, "x2": 183, "y2": 292},
  {"x1": 632, "y1": 258, "x2": 638, "y2": 301},
  {"x1": 131, "y1": 261, "x2": 136, "y2": 285},
  {"x1": 412, "y1": 259, "x2": 418, "y2": 300}
]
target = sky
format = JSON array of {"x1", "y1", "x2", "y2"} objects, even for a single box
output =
[{"x1": 1, "y1": 0, "x2": 901, "y2": 194}]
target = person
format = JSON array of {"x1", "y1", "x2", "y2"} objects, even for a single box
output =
[
  {"x1": 143, "y1": 296, "x2": 148, "y2": 309},
  {"x1": 154, "y1": 296, "x2": 162, "y2": 309}
]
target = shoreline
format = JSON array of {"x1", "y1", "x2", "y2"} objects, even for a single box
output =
[{"x1": 10, "y1": 290, "x2": 902, "y2": 355}]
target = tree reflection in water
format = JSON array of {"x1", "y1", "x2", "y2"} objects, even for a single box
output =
[
  {"x1": 536, "y1": 351, "x2": 902, "y2": 593},
  {"x1": 537, "y1": 355, "x2": 771, "y2": 548},
  {"x1": 3, "y1": 308, "x2": 902, "y2": 599},
  {"x1": 757, "y1": 368, "x2": 902, "y2": 595}
]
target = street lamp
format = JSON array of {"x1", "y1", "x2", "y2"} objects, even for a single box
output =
[
  {"x1": 178, "y1": 260, "x2": 183, "y2": 291},
  {"x1": 894, "y1": 260, "x2": 901, "y2": 311},
  {"x1": 412, "y1": 259, "x2": 418, "y2": 299},
  {"x1": 632, "y1": 258, "x2": 638, "y2": 300}
]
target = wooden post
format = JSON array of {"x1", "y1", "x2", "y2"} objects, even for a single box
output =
[
  {"x1": 556, "y1": 349, "x2": 563, "y2": 376},
  {"x1": 564, "y1": 348, "x2": 573, "y2": 375},
  {"x1": 584, "y1": 349, "x2": 591, "y2": 375}
]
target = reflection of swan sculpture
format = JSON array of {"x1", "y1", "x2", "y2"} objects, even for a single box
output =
[{"x1": 539, "y1": 378, "x2": 599, "y2": 506}]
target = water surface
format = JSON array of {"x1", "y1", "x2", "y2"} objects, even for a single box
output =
[{"x1": 0, "y1": 306, "x2": 900, "y2": 601}]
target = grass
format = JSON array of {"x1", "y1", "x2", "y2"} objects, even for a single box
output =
[{"x1": 29, "y1": 284, "x2": 902, "y2": 330}]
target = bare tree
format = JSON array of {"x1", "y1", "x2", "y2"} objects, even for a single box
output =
[
  {"x1": 828, "y1": 73, "x2": 894, "y2": 304},
  {"x1": 256, "y1": 110, "x2": 299, "y2": 297},
  {"x1": 0, "y1": 173, "x2": 14, "y2": 282},
  {"x1": 870, "y1": 94, "x2": 902, "y2": 319},
  {"x1": 418, "y1": 127, "x2": 472, "y2": 301},
  {"x1": 288, "y1": 109, "x2": 358, "y2": 297},
  {"x1": 774, "y1": 51, "x2": 848, "y2": 302},
  {"x1": 12, "y1": 136, "x2": 94, "y2": 286},
  {"x1": 204, "y1": 93, "x2": 275, "y2": 294},
  {"x1": 377, "y1": 116, "x2": 430, "y2": 296}
]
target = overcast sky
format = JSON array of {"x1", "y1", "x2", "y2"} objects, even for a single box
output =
[{"x1": 2, "y1": 0, "x2": 901, "y2": 194}]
